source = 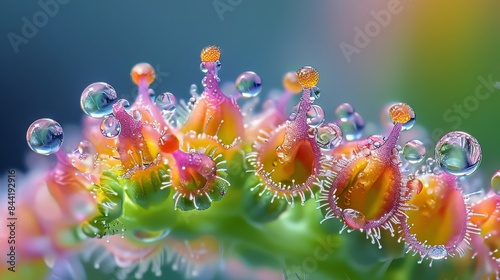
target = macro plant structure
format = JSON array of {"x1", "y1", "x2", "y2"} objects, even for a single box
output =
[{"x1": 3, "y1": 45, "x2": 500, "y2": 280}]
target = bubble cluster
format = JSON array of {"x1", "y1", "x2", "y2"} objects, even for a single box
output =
[
  {"x1": 80, "y1": 82, "x2": 118, "y2": 118},
  {"x1": 26, "y1": 118, "x2": 64, "y2": 155},
  {"x1": 435, "y1": 131, "x2": 481, "y2": 176},
  {"x1": 235, "y1": 71, "x2": 262, "y2": 98}
]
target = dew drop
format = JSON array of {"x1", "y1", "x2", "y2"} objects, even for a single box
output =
[
  {"x1": 235, "y1": 71, "x2": 262, "y2": 98},
  {"x1": 190, "y1": 84, "x2": 198, "y2": 96},
  {"x1": 342, "y1": 208, "x2": 366, "y2": 230},
  {"x1": 116, "y1": 99, "x2": 130, "y2": 110},
  {"x1": 156, "y1": 92, "x2": 177, "y2": 113},
  {"x1": 80, "y1": 82, "x2": 118, "y2": 118},
  {"x1": 131, "y1": 109, "x2": 142, "y2": 121},
  {"x1": 335, "y1": 103, "x2": 355, "y2": 121},
  {"x1": 316, "y1": 122, "x2": 343, "y2": 150},
  {"x1": 100, "y1": 115, "x2": 121, "y2": 138},
  {"x1": 491, "y1": 170, "x2": 500, "y2": 194},
  {"x1": 306, "y1": 105, "x2": 325, "y2": 127},
  {"x1": 427, "y1": 245, "x2": 447, "y2": 260},
  {"x1": 26, "y1": 118, "x2": 64, "y2": 155},
  {"x1": 435, "y1": 131, "x2": 481, "y2": 176},
  {"x1": 403, "y1": 139, "x2": 426, "y2": 164},
  {"x1": 200, "y1": 62, "x2": 208, "y2": 73},
  {"x1": 133, "y1": 229, "x2": 170, "y2": 243},
  {"x1": 338, "y1": 112, "x2": 364, "y2": 141},
  {"x1": 309, "y1": 86, "x2": 321, "y2": 101}
]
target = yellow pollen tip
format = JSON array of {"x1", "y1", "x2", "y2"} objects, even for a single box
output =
[
  {"x1": 200, "y1": 45, "x2": 221, "y2": 62},
  {"x1": 389, "y1": 103, "x2": 414, "y2": 124},
  {"x1": 131, "y1": 63, "x2": 156, "y2": 85},
  {"x1": 297, "y1": 66, "x2": 319, "y2": 88}
]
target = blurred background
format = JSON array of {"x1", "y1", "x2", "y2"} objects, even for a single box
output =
[{"x1": 1, "y1": 0, "x2": 500, "y2": 279}]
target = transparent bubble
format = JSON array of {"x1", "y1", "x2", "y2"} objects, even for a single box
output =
[
  {"x1": 309, "y1": 86, "x2": 321, "y2": 101},
  {"x1": 116, "y1": 99, "x2": 130, "y2": 110},
  {"x1": 70, "y1": 140, "x2": 96, "y2": 172},
  {"x1": 403, "y1": 139, "x2": 426, "y2": 164},
  {"x1": 200, "y1": 62, "x2": 208, "y2": 73},
  {"x1": 80, "y1": 82, "x2": 118, "y2": 118},
  {"x1": 342, "y1": 208, "x2": 366, "y2": 230},
  {"x1": 435, "y1": 131, "x2": 481, "y2": 176},
  {"x1": 235, "y1": 71, "x2": 262, "y2": 98},
  {"x1": 133, "y1": 229, "x2": 170, "y2": 243},
  {"x1": 491, "y1": 170, "x2": 500, "y2": 194},
  {"x1": 190, "y1": 84, "x2": 198, "y2": 96},
  {"x1": 427, "y1": 245, "x2": 447, "y2": 260},
  {"x1": 338, "y1": 112, "x2": 364, "y2": 141},
  {"x1": 156, "y1": 92, "x2": 176, "y2": 113},
  {"x1": 306, "y1": 105, "x2": 325, "y2": 127},
  {"x1": 73, "y1": 140, "x2": 95, "y2": 160},
  {"x1": 26, "y1": 118, "x2": 64, "y2": 155},
  {"x1": 100, "y1": 115, "x2": 121, "y2": 138},
  {"x1": 335, "y1": 103, "x2": 355, "y2": 121},
  {"x1": 316, "y1": 122, "x2": 343, "y2": 150},
  {"x1": 131, "y1": 109, "x2": 142, "y2": 121}
]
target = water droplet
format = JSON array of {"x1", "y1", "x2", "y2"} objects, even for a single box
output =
[
  {"x1": 156, "y1": 92, "x2": 177, "y2": 113},
  {"x1": 131, "y1": 109, "x2": 142, "y2": 121},
  {"x1": 190, "y1": 84, "x2": 198, "y2": 96},
  {"x1": 403, "y1": 140, "x2": 426, "y2": 164},
  {"x1": 309, "y1": 86, "x2": 321, "y2": 101},
  {"x1": 100, "y1": 115, "x2": 121, "y2": 138},
  {"x1": 116, "y1": 99, "x2": 130, "y2": 110},
  {"x1": 342, "y1": 208, "x2": 366, "y2": 230},
  {"x1": 435, "y1": 131, "x2": 481, "y2": 176},
  {"x1": 306, "y1": 105, "x2": 325, "y2": 127},
  {"x1": 26, "y1": 118, "x2": 64, "y2": 155},
  {"x1": 200, "y1": 62, "x2": 208, "y2": 73},
  {"x1": 133, "y1": 229, "x2": 170, "y2": 243},
  {"x1": 235, "y1": 71, "x2": 262, "y2": 98},
  {"x1": 427, "y1": 245, "x2": 447, "y2": 260},
  {"x1": 491, "y1": 170, "x2": 500, "y2": 194},
  {"x1": 316, "y1": 123, "x2": 343, "y2": 150},
  {"x1": 71, "y1": 140, "x2": 96, "y2": 172},
  {"x1": 335, "y1": 103, "x2": 355, "y2": 121},
  {"x1": 338, "y1": 112, "x2": 364, "y2": 141},
  {"x1": 80, "y1": 82, "x2": 118, "y2": 118}
]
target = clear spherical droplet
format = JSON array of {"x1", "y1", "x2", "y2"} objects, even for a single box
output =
[
  {"x1": 80, "y1": 82, "x2": 118, "y2": 118},
  {"x1": 338, "y1": 112, "x2": 364, "y2": 141},
  {"x1": 316, "y1": 123, "x2": 343, "y2": 150},
  {"x1": 491, "y1": 171, "x2": 500, "y2": 194},
  {"x1": 403, "y1": 139, "x2": 426, "y2": 164},
  {"x1": 427, "y1": 245, "x2": 447, "y2": 260},
  {"x1": 435, "y1": 131, "x2": 481, "y2": 176},
  {"x1": 306, "y1": 105, "x2": 325, "y2": 127},
  {"x1": 342, "y1": 208, "x2": 366, "y2": 230},
  {"x1": 100, "y1": 115, "x2": 121, "y2": 138},
  {"x1": 74, "y1": 140, "x2": 95, "y2": 160},
  {"x1": 335, "y1": 103, "x2": 355, "y2": 122},
  {"x1": 309, "y1": 86, "x2": 321, "y2": 101},
  {"x1": 156, "y1": 92, "x2": 176, "y2": 113},
  {"x1": 235, "y1": 71, "x2": 262, "y2": 98},
  {"x1": 131, "y1": 109, "x2": 142, "y2": 121},
  {"x1": 26, "y1": 118, "x2": 64, "y2": 155},
  {"x1": 200, "y1": 62, "x2": 208, "y2": 73},
  {"x1": 116, "y1": 99, "x2": 130, "y2": 110}
]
